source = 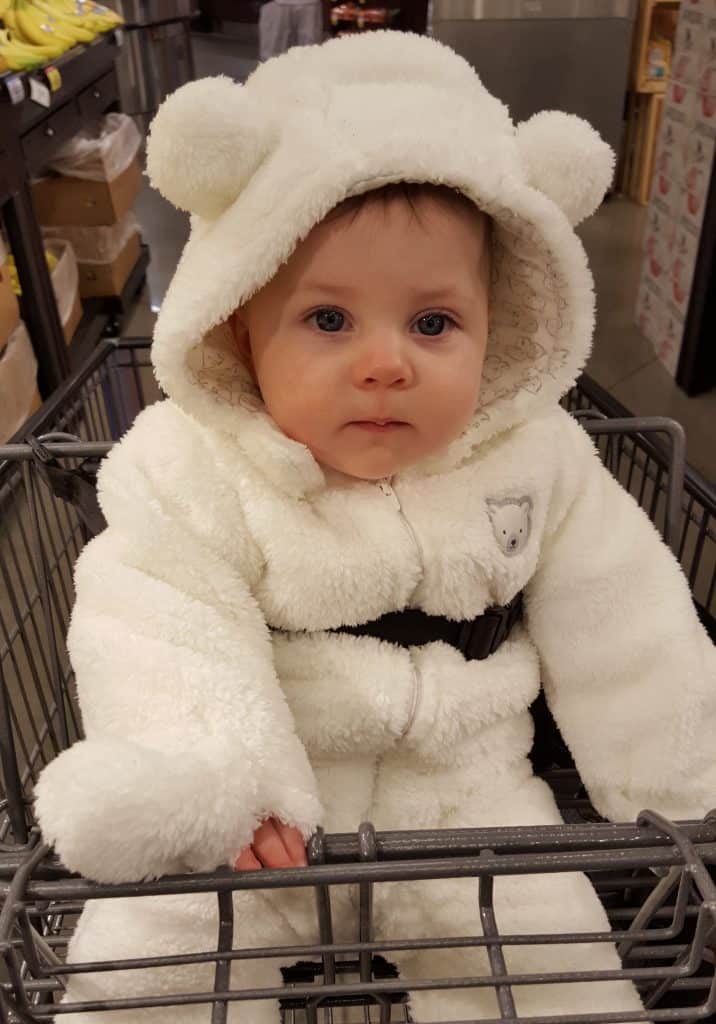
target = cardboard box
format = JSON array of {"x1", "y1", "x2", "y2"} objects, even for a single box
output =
[
  {"x1": 63, "y1": 289, "x2": 82, "y2": 344},
  {"x1": 0, "y1": 322, "x2": 39, "y2": 443},
  {"x1": 32, "y1": 158, "x2": 142, "y2": 228},
  {"x1": 0, "y1": 258, "x2": 20, "y2": 345},
  {"x1": 77, "y1": 231, "x2": 140, "y2": 298},
  {"x1": 44, "y1": 215, "x2": 140, "y2": 263},
  {"x1": 44, "y1": 239, "x2": 82, "y2": 344},
  {"x1": 28, "y1": 387, "x2": 43, "y2": 417}
]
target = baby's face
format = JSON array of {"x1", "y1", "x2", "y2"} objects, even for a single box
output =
[{"x1": 232, "y1": 194, "x2": 490, "y2": 480}]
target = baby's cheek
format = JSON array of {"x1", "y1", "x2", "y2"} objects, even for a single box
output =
[
  {"x1": 272, "y1": 391, "x2": 333, "y2": 451},
  {"x1": 442, "y1": 372, "x2": 482, "y2": 434}
]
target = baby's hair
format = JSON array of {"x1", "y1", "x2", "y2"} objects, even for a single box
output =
[{"x1": 326, "y1": 181, "x2": 492, "y2": 256}]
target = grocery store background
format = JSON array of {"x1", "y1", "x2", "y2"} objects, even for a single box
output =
[{"x1": 1, "y1": 0, "x2": 715, "y2": 484}]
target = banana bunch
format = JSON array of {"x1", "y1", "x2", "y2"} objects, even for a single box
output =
[
  {"x1": 32, "y1": 0, "x2": 110, "y2": 41},
  {"x1": 3, "y1": 0, "x2": 123, "y2": 49},
  {"x1": 31, "y1": 0, "x2": 124, "y2": 39},
  {"x1": 0, "y1": 0, "x2": 122, "y2": 70},
  {"x1": 3, "y1": 0, "x2": 72, "y2": 51},
  {"x1": 54, "y1": 0, "x2": 123, "y2": 31},
  {"x1": 12, "y1": 0, "x2": 96, "y2": 46},
  {"x1": 0, "y1": 24, "x2": 63, "y2": 67}
]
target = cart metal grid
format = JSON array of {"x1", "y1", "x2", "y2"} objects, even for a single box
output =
[
  {"x1": 0, "y1": 337, "x2": 715, "y2": 1022},
  {"x1": 0, "y1": 339, "x2": 159, "y2": 848},
  {"x1": 562, "y1": 376, "x2": 716, "y2": 643},
  {"x1": 2, "y1": 814, "x2": 716, "y2": 1022}
]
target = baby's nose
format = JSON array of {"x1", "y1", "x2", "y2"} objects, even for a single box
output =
[
  {"x1": 353, "y1": 332, "x2": 415, "y2": 389},
  {"x1": 354, "y1": 350, "x2": 413, "y2": 389}
]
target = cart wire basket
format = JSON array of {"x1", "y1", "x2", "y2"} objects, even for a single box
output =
[{"x1": 0, "y1": 337, "x2": 715, "y2": 1023}]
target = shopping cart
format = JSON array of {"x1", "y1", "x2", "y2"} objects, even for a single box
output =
[{"x1": 0, "y1": 336, "x2": 715, "y2": 1022}]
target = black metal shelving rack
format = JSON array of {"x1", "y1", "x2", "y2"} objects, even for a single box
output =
[{"x1": 0, "y1": 31, "x2": 149, "y2": 396}]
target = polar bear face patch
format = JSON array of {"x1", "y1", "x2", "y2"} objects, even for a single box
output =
[{"x1": 486, "y1": 496, "x2": 532, "y2": 557}]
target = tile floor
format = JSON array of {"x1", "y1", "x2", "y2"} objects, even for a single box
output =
[
  {"x1": 579, "y1": 199, "x2": 716, "y2": 487},
  {"x1": 126, "y1": 31, "x2": 716, "y2": 486}
]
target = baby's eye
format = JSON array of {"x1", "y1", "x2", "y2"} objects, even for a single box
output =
[
  {"x1": 415, "y1": 313, "x2": 454, "y2": 337},
  {"x1": 311, "y1": 308, "x2": 345, "y2": 332}
]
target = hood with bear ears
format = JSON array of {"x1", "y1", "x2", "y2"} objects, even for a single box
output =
[{"x1": 147, "y1": 30, "x2": 613, "y2": 496}]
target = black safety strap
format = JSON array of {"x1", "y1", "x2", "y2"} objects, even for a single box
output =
[
  {"x1": 26, "y1": 436, "x2": 107, "y2": 538},
  {"x1": 333, "y1": 592, "x2": 523, "y2": 661}
]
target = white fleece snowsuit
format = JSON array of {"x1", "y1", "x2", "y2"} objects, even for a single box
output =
[{"x1": 34, "y1": 30, "x2": 716, "y2": 1024}]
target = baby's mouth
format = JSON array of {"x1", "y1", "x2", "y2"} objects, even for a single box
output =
[{"x1": 348, "y1": 420, "x2": 409, "y2": 432}]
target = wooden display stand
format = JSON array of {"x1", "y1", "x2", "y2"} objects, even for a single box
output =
[
  {"x1": 620, "y1": 0, "x2": 680, "y2": 204},
  {"x1": 622, "y1": 92, "x2": 665, "y2": 204},
  {"x1": 632, "y1": 0, "x2": 681, "y2": 93}
]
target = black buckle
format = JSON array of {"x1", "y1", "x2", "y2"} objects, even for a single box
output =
[{"x1": 457, "y1": 593, "x2": 523, "y2": 661}]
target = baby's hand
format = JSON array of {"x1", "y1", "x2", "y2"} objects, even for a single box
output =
[{"x1": 234, "y1": 817, "x2": 307, "y2": 870}]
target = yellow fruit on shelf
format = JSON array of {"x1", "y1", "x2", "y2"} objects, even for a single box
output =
[
  {"x1": 0, "y1": 24, "x2": 60, "y2": 55},
  {"x1": 5, "y1": 250, "x2": 57, "y2": 297},
  {"x1": 28, "y1": 0, "x2": 97, "y2": 42},
  {"x1": 43, "y1": 0, "x2": 121, "y2": 29},
  {"x1": 32, "y1": 0, "x2": 97, "y2": 41},
  {"x1": 6, "y1": 254, "x2": 20, "y2": 296},
  {"x1": 0, "y1": 0, "x2": 117, "y2": 72},
  {"x1": 2, "y1": 7, "x2": 19, "y2": 29},
  {"x1": 13, "y1": 0, "x2": 77, "y2": 48},
  {"x1": 0, "y1": 27, "x2": 59, "y2": 66},
  {"x1": 0, "y1": 44, "x2": 42, "y2": 67},
  {"x1": 86, "y1": 0, "x2": 122, "y2": 24}
]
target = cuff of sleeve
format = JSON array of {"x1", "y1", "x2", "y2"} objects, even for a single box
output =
[
  {"x1": 589, "y1": 784, "x2": 714, "y2": 825},
  {"x1": 34, "y1": 738, "x2": 264, "y2": 882}
]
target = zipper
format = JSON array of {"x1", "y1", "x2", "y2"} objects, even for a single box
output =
[
  {"x1": 377, "y1": 478, "x2": 401, "y2": 510},
  {"x1": 377, "y1": 478, "x2": 424, "y2": 744},
  {"x1": 377, "y1": 478, "x2": 426, "y2": 575}
]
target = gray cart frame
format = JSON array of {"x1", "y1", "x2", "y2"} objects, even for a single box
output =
[{"x1": 0, "y1": 337, "x2": 715, "y2": 1022}]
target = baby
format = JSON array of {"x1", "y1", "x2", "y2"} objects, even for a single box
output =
[{"x1": 35, "y1": 30, "x2": 715, "y2": 1023}]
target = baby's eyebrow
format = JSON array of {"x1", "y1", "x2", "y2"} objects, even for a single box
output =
[
  {"x1": 298, "y1": 282, "x2": 467, "y2": 304},
  {"x1": 410, "y1": 286, "x2": 466, "y2": 305},
  {"x1": 298, "y1": 281, "x2": 358, "y2": 296}
]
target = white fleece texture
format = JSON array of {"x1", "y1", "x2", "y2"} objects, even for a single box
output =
[
  {"x1": 33, "y1": 29, "x2": 714, "y2": 1023},
  {"x1": 516, "y1": 110, "x2": 616, "y2": 226}
]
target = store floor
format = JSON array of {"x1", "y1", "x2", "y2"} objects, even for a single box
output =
[{"x1": 125, "y1": 31, "x2": 716, "y2": 486}]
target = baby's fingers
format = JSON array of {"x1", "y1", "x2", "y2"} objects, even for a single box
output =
[
  {"x1": 252, "y1": 819, "x2": 294, "y2": 869},
  {"x1": 273, "y1": 820, "x2": 308, "y2": 867},
  {"x1": 234, "y1": 846, "x2": 262, "y2": 871}
]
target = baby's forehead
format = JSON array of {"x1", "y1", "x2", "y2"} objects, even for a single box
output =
[
  {"x1": 240, "y1": 186, "x2": 491, "y2": 315},
  {"x1": 308, "y1": 199, "x2": 488, "y2": 281},
  {"x1": 308, "y1": 192, "x2": 489, "y2": 263}
]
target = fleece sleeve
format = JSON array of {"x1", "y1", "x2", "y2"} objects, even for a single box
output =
[
  {"x1": 33, "y1": 406, "x2": 322, "y2": 883},
  {"x1": 525, "y1": 412, "x2": 716, "y2": 824}
]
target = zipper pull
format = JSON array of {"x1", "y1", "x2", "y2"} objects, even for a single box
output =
[{"x1": 378, "y1": 479, "x2": 401, "y2": 510}]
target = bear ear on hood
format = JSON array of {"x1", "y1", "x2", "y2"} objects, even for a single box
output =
[
  {"x1": 146, "y1": 76, "x2": 273, "y2": 220},
  {"x1": 516, "y1": 111, "x2": 615, "y2": 227}
]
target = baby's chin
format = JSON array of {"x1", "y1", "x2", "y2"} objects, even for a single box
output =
[
  {"x1": 314, "y1": 442, "x2": 440, "y2": 482},
  {"x1": 298, "y1": 418, "x2": 474, "y2": 481}
]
